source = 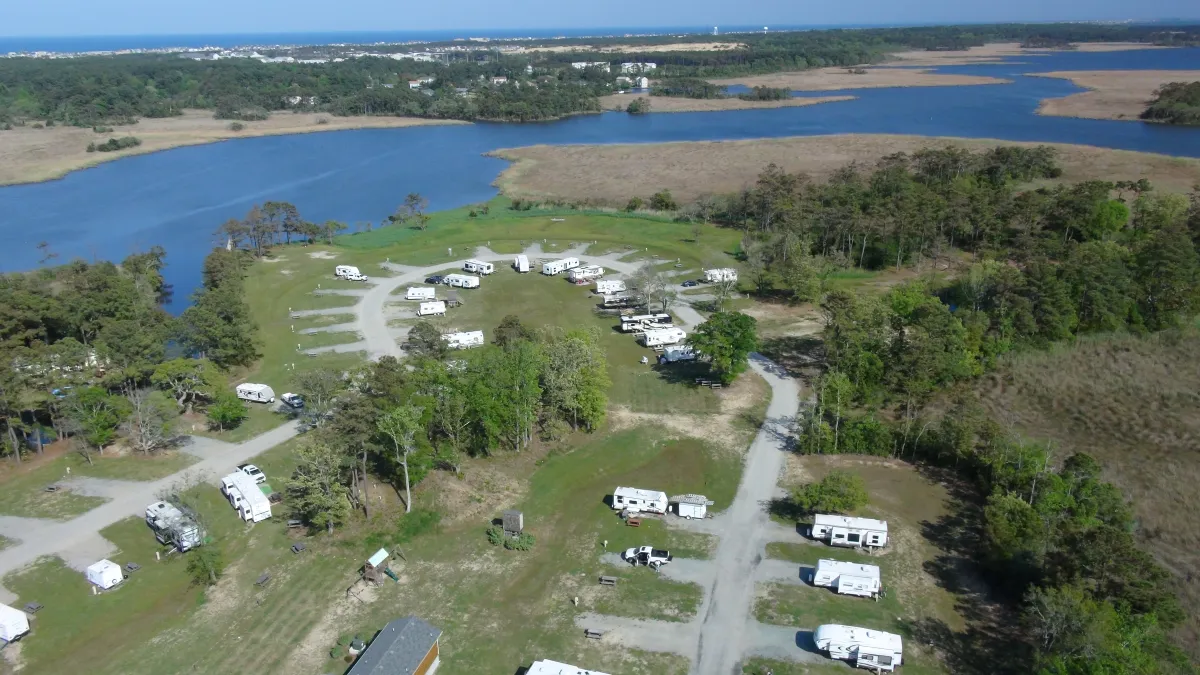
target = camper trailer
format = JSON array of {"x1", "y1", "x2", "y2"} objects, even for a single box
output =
[
  {"x1": 406, "y1": 287, "x2": 436, "y2": 301},
  {"x1": 567, "y1": 265, "x2": 605, "y2": 283},
  {"x1": 812, "y1": 514, "x2": 889, "y2": 549},
  {"x1": 659, "y1": 345, "x2": 697, "y2": 364},
  {"x1": 704, "y1": 268, "x2": 739, "y2": 283},
  {"x1": 223, "y1": 471, "x2": 272, "y2": 522},
  {"x1": 541, "y1": 257, "x2": 581, "y2": 276},
  {"x1": 640, "y1": 327, "x2": 687, "y2": 347},
  {"x1": 595, "y1": 279, "x2": 626, "y2": 294},
  {"x1": 611, "y1": 486, "x2": 668, "y2": 514},
  {"x1": 620, "y1": 314, "x2": 672, "y2": 332},
  {"x1": 334, "y1": 265, "x2": 362, "y2": 279},
  {"x1": 669, "y1": 494, "x2": 712, "y2": 519},
  {"x1": 444, "y1": 274, "x2": 480, "y2": 289},
  {"x1": 85, "y1": 559, "x2": 124, "y2": 590},
  {"x1": 814, "y1": 624, "x2": 903, "y2": 672},
  {"x1": 0, "y1": 604, "x2": 30, "y2": 644},
  {"x1": 442, "y1": 331, "x2": 485, "y2": 350},
  {"x1": 235, "y1": 383, "x2": 275, "y2": 404},
  {"x1": 418, "y1": 301, "x2": 447, "y2": 317},
  {"x1": 514, "y1": 255, "x2": 531, "y2": 273},
  {"x1": 813, "y1": 559, "x2": 882, "y2": 598},
  {"x1": 145, "y1": 501, "x2": 205, "y2": 551},
  {"x1": 602, "y1": 293, "x2": 643, "y2": 309},
  {"x1": 464, "y1": 260, "x2": 495, "y2": 275}
]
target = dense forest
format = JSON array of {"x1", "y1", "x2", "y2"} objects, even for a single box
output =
[
  {"x1": 705, "y1": 148, "x2": 1199, "y2": 671},
  {"x1": 2, "y1": 22, "x2": 1198, "y2": 125},
  {"x1": 1142, "y1": 81, "x2": 1200, "y2": 126}
]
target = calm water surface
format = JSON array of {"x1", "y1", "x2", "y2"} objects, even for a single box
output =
[{"x1": 1, "y1": 48, "x2": 1199, "y2": 309}]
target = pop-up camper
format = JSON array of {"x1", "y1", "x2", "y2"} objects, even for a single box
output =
[
  {"x1": 814, "y1": 624, "x2": 903, "y2": 672},
  {"x1": 514, "y1": 255, "x2": 530, "y2": 273},
  {"x1": 659, "y1": 345, "x2": 697, "y2": 364},
  {"x1": 86, "y1": 559, "x2": 124, "y2": 590},
  {"x1": 813, "y1": 559, "x2": 882, "y2": 598}
]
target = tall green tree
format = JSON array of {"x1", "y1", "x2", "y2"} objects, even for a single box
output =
[
  {"x1": 377, "y1": 405, "x2": 426, "y2": 513},
  {"x1": 688, "y1": 311, "x2": 759, "y2": 384},
  {"x1": 1134, "y1": 225, "x2": 1200, "y2": 330},
  {"x1": 286, "y1": 441, "x2": 352, "y2": 534}
]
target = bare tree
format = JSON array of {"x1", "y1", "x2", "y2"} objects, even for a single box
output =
[
  {"x1": 292, "y1": 368, "x2": 346, "y2": 428},
  {"x1": 122, "y1": 389, "x2": 176, "y2": 455}
]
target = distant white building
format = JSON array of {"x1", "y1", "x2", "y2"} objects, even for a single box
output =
[
  {"x1": 491, "y1": 76, "x2": 508, "y2": 85},
  {"x1": 621, "y1": 62, "x2": 657, "y2": 73},
  {"x1": 408, "y1": 80, "x2": 421, "y2": 89},
  {"x1": 636, "y1": 76, "x2": 650, "y2": 89},
  {"x1": 570, "y1": 61, "x2": 611, "y2": 72}
]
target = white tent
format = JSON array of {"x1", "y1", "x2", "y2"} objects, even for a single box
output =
[
  {"x1": 0, "y1": 603, "x2": 30, "y2": 643},
  {"x1": 86, "y1": 559, "x2": 124, "y2": 590}
]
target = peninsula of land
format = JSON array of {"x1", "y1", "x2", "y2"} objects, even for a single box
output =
[
  {"x1": 492, "y1": 134, "x2": 1200, "y2": 204},
  {"x1": 709, "y1": 67, "x2": 1010, "y2": 92},
  {"x1": 1033, "y1": 70, "x2": 1200, "y2": 120},
  {"x1": 0, "y1": 111, "x2": 463, "y2": 187},
  {"x1": 881, "y1": 41, "x2": 1172, "y2": 66},
  {"x1": 598, "y1": 92, "x2": 856, "y2": 113}
]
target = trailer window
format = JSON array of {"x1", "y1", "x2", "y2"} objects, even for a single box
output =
[
  {"x1": 833, "y1": 533, "x2": 845, "y2": 539},
  {"x1": 847, "y1": 533, "x2": 861, "y2": 543}
]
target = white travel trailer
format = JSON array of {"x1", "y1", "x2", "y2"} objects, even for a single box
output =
[
  {"x1": 541, "y1": 257, "x2": 580, "y2": 276},
  {"x1": 669, "y1": 494, "x2": 712, "y2": 519},
  {"x1": 611, "y1": 486, "x2": 668, "y2": 514},
  {"x1": 418, "y1": 301, "x2": 447, "y2": 317},
  {"x1": 526, "y1": 660, "x2": 611, "y2": 675},
  {"x1": 444, "y1": 274, "x2": 480, "y2": 289},
  {"x1": 464, "y1": 259, "x2": 495, "y2": 275},
  {"x1": 567, "y1": 265, "x2": 605, "y2": 283},
  {"x1": 443, "y1": 330, "x2": 485, "y2": 350},
  {"x1": 0, "y1": 603, "x2": 30, "y2": 644},
  {"x1": 602, "y1": 293, "x2": 642, "y2": 309},
  {"x1": 595, "y1": 279, "x2": 626, "y2": 294},
  {"x1": 145, "y1": 500, "x2": 205, "y2": 551},
  {"x1": 620, "y1": 314, "x2": 672, "y2": 332},
  {"x1": 813, "y1": 559, "x2": 882, "y2": 598},
  {"x1": 235, "y1": 383, "x2": 275, "y2": 404},
  {"x1": 334, "y1": 265, "x2": 362, "y2": 279},
  {"x1": 812, "y1": 514, "x2": 889, "y2": 549},
  {"x1": 704, "y1": 268, "x2": 739, "y2": 283},
  {"x1": 85, "y1": 559, "x2": 124, "y2": 590},
  {"x1": 223, "y1": 471, "x2": 272, "y2": 522},
  {"x1": 514, "y1": 254, "x2": 531, "y2": 273},
  {"x1": 641, "y1": 327, "x2": 687, "y2": 347},
  {"x1": 659, "y1": 345, "x2": 697, "y2": 364},
  {"x1": 406, "y1": 286, "x2": 436, "y2": 301},
  {"x1": 814, "y1": 624, "x2": 903, "y2": 672}
]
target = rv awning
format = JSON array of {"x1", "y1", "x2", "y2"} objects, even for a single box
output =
[{"x1": 367, "y1": 548, "x2": 389, "y2": 568}]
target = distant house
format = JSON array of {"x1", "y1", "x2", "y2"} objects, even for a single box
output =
[
  {"x1": 491, "y1": 76, "x2": 508, "y2": 85},
  {"x1": 383, "y1": 83, "x2": 396, "y2": 89},
  {"x1": 454, "y1": 87, "x2": 470, "y2": 97},
  {"x1": 348, "y1": 616, "x2": 441, "y2": 675},
  {"x1": 570, "y1": 61, "x2": 611, "y2": 72},
  {"x1": 621, "y1": 62, "x2": 657, "y2": 73},
  {"x1": 408, "y1": 80, "x2": 421, "y2": 89},
  {"x1": 636, "y1": 76, "x2": 650, "y2": 89}
]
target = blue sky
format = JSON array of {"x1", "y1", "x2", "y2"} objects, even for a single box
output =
[{"x1": 4, "y1": 0, "x2": 1198, "y2": 37}]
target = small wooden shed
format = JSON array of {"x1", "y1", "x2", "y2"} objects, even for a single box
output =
[{"x1": 503, "y1": 510, "x2": 524, "y2": 535}]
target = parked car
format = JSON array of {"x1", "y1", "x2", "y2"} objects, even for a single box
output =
[
  {"x1": 281, "y1": 392, "x2": 305, "y2": 409},
  {"x1": 425, "y1": 275, "x2": 444, "y2": 284},
  {"x1": 238, "y1": 464, "x2": 266, "y2": 485},
  {"x1": 622, "y1": 545, "x2": 672, "y2": 569},
  {"x1": 681, "y1": 280, "x2": 698, "y2": 288}
]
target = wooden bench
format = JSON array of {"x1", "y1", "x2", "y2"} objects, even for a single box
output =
[
  {"x1": 598, "y1": 575, "x2": 618, "y2": 586},
  {"x1": 255, "y1": 573, "x2": 271, "y2": 587},
  {"x1": 710, "y1": 383, "x2": 722, "y2": 389},
  {"x1": 286, "y1": 519, "x2": 304, "y2": 529},
  {"x1": 23, "y1": 602, "x2": 42, "y2": 614},
  {"x1": 584, "y1": 629, "x2": 605, "y2": 640},
  {"x1": 124, "y1": 562, "x2": 141, "y2": 573},
  {"x1": 625, "y1": 518, "x2": 642, "y2": 528}
]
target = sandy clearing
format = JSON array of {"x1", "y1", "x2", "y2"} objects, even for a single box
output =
[
  {"x1": 0, "y1": 109, "x2": 464, "y2": 187},
  {"x1": 882, "y1": 41, "x2": 1168, "y2": 67},
  {"x1": 710, "y1": 67, "x2": 1009, "y2": 91},
  {"x1": 492, "y1": 134, "x2": 1200, "y2": 205},
  {"x1": 598, "y1": 93, "x2": 854, "y2": 113},
  {"x1": 1032, "y1": 69, "x2": 1200, "y2": 121}
]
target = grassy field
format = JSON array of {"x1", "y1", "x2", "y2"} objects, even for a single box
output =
[
  {"x1": 975, "y1": 330, "x2": 1200, "y2": 655},
  {"x1": 742, "y1": 658, "x2": 847, "y2": 675},
  {"x1": 0, "y1": 450, "x2": 197, "y2": 519}
]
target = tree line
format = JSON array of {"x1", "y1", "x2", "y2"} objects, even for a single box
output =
[
  {"x1": 650, "y1": 77, "x2": 790, "y2": 102},
  {"x1": 1142, "y1": 81, "x2": 1200, "y2": 126},
  {"x1": 283, "y1": 316, "x2": 610, "y2": 531}
]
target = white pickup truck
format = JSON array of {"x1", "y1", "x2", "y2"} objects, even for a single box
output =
[{"x1": 622, "y1": 546, "x2": 673, "y2": 569}]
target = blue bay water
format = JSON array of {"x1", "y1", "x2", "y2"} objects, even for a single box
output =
[{"x1": 1, "y1": 48, "x2": 1199, "y2": 311}]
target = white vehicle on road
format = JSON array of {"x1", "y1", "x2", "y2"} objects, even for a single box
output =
[
  {"x1": 238, "y1": 463, "x2": 266, "y2": 485},
  {"x1": 622, "y1": 545, "x2": 672, "y2": 569}
]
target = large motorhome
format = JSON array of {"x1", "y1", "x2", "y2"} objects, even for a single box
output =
[
  {"x1": 444, "y1": 274, "x2": 480, "y2": 289},
  {"x1": 541, "y1": 257, "x2": 581, "y2": 276},
  {"x1": 812, "y1": 514, "x2": 889, "y2": 549},
  {"x1": 418, "y1": 301, "x2": 447, "y2": 317},
  {"x1": 640, "y1": 327, "x2": 687, "y2": 347},
  {"x1": 443, "y1": 330, "x2": 485, "y2": 350},
  {"x1": 813, "y1": 559, "x2": 882, "y2": 598},
  {"x1": 145, "y1": 501, "x2": 205, "y2": 551},
  {"x1": 595, "y1": 279, "x2": 626, "y2": 294},
  {"x1": 513, "y1": 255, "x2": 531, "y2": 273},
  {"x1": 406, "y1": 287, "x2": 436, "y2": 301},
  {"x1": 567, "y1": 265, "x2": 604, "y2": 283},
  {"x1": 704, "y1": 268, "x2": 739, "y2": 283},
  {"x1": 222, "y1": 471, "x2": 272, "y2": 523},
  {"x1": 814, "y1": 625, "x2": 903, "y2": 672},
  {"x1": 464, "y1": 260, "x2": 495, "y2": 275},
  {"x1": 334, "y1": 265, "x2": 363, "y2": 279}
]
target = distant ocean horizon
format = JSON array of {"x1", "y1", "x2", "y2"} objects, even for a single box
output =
[{"x1": 0, "y1": 24, "x2": 890, "y2": 53}]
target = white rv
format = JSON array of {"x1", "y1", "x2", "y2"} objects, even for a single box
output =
[
  {"x1": 418, "y1": 301, "x2": 447, "y2": 317},
  {"x1": 514, "y1": 255, "x2": 530, "y2": 273},
  {"x1": 641, "y1": 327, "x2": 687, "y2": 347},
  {"x1": 235, "y1": 383, "x2": 275, "y2": 404},
  {"x1": 814, "y1": 624, "x2": 903, "y2": 672},
  {"x1": 541, "y1": 257, "x2": 580, "y2": 276},
  {"x1": 0, "y1": 603, "x2": 30, "y2": 644},
  {"x1": 145, "y1": 501, "x2": 205, "y2": 551},
  {"x1": 812, "y1": 514, "x2": 889, "y2": 549},
  {"x1": 85, "y1": 559, "x2": 124, "y2": 590},
  {"x1": 567, "y1": 265, "x2": 605, "y2": 283},
  {"x1": 611, "y1": 486, "x2": 668, "y2": 514},
  {"x1": 602, "y1": 293, "x2": 642, "y2": 309},
  {"x1": 704, "y1": 268, "x2": 738, "y2": 283},
  {"x1": 526, "y1": 660, "x2": 611, "y2": 675},
  {"x1": 443, "y1": 330, "x2": 485, "y2": 350},
  {"x1": 813, "y1": 559, "x2": 882, "y2": 598},
  {"x1": 595, "y1": 279, "x2": 626, "y2": 294},
  {"x1": 620, "y1": 314, "x2": 672, "y2": 332},
  {"x1": 223, "y1": 471, "x2": 272, "y2": 522},
  {"x1": 444, "y1": 274, "x2": 480, "y2": 289},
  {"x1": 334, "y1": 265, "x2": 361, "y2": 279},
  {"x1": 659, "y1": 345, "x2": 697, "y2": 363},
  {"x1": 464, "y1": 259, "x2": 495, "y2": 275},
  {"x1": 669, "y1": 494, "x2": 712, "y2": 519},
  {"x1": 406, "y1": 287, "x2": 436, "y2": 301}
]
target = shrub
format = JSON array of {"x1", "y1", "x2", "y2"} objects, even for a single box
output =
[
  {"x1": 206, "y1": 392, "x2": 247, "y2": 431},
  {"x1": 791, "y1": 470, "x2": 869, "y2": 515},
  {"x1": 185, "y1": 546, "x2": 224, "y2": 586},
  {"x1": 626, "y1": 97, "x2": 651, "y2": 114},
  {"x1": 505, "y1": 532, "x2": 536, "y2": 551},
  {"x1": 228, "y1": 122, "x2": 245, "y2": 132},
  {"x1": 316, "y1": 117, "x2": 329, "y2": 125},
  {"x1": 625, "y1": 196, "x2": 645, "y2": 212},
  {"x1": 32, "y1": 123, "x2": 43, "y2": 129},
  {"x1": 86, "y1": 142, "x2": 97, "y2": 153},
  {"x1": 468, "y1": 210, "x2": 477, "y2": 218},
  {"x1": 93, "y1": 136, "x2": 142, "y2": 152},
  {"x1": 649, "y1": 190, "x2": 678, "y2": 211},
  {"x1": 486, "y1": 525, "x2": 505, "y2": 546},
  {"x1": 92, "y1": 125, "x2": 113, "y2": 133},
  {"x1": 539, "y1": 417, "x2": 570, "y2": 442}
]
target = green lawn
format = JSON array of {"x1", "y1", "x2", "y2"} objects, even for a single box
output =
[
  {"x1": 755, "y1": 581, "x2": 904, "y2": 631},
  {"x1": 742, "y1": 658, "x2": 848, "y2": 675},
  {"x1": 188, "y1": 402, "x2": 294, "y2": 444}
]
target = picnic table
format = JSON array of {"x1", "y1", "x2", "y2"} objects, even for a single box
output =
[
  {"x1": 23, "y1": 602, "x2": 42, "y2": 614},
  {"x1": 598, "y1": 575, "x2": 618, "y2": 586},
  {"x1": 584, "y1": 628, "x2": 605, "y2": 640},
  {"x1": 286, "y1": 519, "x2": 304, "y2": 529},
  {"x1": 255, "y1": 573, "x2": 271, "y2": 587},
  {"x1": 125, "y1": 562, "x2": 141, "y2": 573}
]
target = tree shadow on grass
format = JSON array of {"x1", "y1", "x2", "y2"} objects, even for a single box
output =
[
  {"x1": 759, "y1": 335, "x2": 824, "y2": 377},
  {"x1": 904, "y1": 617, "x2": 1031, "y2": 675}
]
